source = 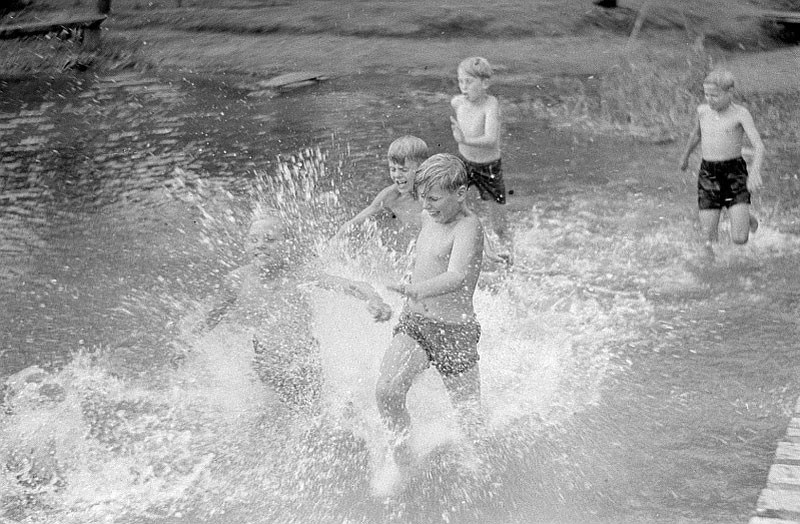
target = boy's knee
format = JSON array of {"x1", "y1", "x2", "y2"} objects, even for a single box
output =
[{"x1": 732, "y1": 234, "x2": 749, "y2": 245}]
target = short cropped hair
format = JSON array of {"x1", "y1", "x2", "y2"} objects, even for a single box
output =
[
  {"x1": 704, "y1": 69, "x2": 735, "y2": 91},
  {"x1": 458, "y1": 56, "x2": 492, "y2": 80},
  {"x1": 387, "y1": 135, "x2": 429, "y2": 165},
  {"x1": 414, "y1": 153, "x2": 468, "y2": 196}
]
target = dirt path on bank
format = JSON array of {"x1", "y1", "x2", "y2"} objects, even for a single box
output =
[
  {"x1": 118, "y1": 25, "x2": 798, "y2": 97},
  {"x1": 122, "y1": 28, "x2": 631, "y2": 81}
]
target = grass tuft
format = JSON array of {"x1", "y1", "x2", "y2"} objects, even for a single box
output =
[
  {"x1": 528, "y1": 47, "x2": 710, "y2": 142},
  {"x1": 0, "y1": 34, "x2": 145, "y2": 75}
]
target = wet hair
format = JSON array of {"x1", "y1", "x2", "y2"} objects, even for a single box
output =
[
  {"x1": 387, "y1": 135, "x2": 429, "y2": 166},
  {"x1": 704, "y1": 69, "x2": 735, "y2": 91},
  {"x1": 458, "y1": 56, "x2": 492, "y2": 80},
  {"x1": 414, "y1": 153, "x2": 468, "y2": 196}
]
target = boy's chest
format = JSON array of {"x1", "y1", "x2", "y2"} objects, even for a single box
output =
[
  {"x1": 700, "y1": 110, "x2": 742, "y2": 138},
  {"x1": 415, "y1": 227, "x2": 455, "y2": 267},
  {"x1": 456, "y1": 103, "x2": 486, "y2": 131}
]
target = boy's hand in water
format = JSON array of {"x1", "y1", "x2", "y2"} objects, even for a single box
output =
[{"x1": 367, "y1": 298, "x2": 392, "y2": 322}]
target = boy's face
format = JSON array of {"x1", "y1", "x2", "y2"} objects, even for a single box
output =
[
  {"x1": 457, "y1": 70, "x2": 488, "y2": 101},
  {"x1": 703, "y1": 84, "x2": 732, "y2": 112},
  {"x1": 420, "y1": 182, "x2": 467, "y2": 224},
  {"x1": 389, "y1": 159, "x2": 420, "y2": 195},
  {"x1": 246, "y1": 218, "x2": 285, "y2": 268}
]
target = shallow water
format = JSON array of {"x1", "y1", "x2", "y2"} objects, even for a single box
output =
[{"x1": 1, "y1": 70, "x2": 800, "y2": 524}]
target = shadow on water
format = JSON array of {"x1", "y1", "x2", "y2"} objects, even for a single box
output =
[{"x1": 2, "y1": 70, "x2": 800, "y2": 524}]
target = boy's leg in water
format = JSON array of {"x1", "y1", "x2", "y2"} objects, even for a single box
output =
[
  {"x1": 442, "y1": 364, "x2": 484, "y2": 444},
  {"x1": 698, "y1": 208, "x2": 721, "y2": 253},
  {"x1": 488, "y1": 200, "x2": 510, "y2": 245},
  {"x1": 729, "y1": 203, "x2": 754, "y2": 244},
  {"x1": 375, "y1": 333, "x2": 429, "y2": 464}
]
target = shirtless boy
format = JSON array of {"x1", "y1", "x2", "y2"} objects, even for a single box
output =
[
  {"x1": 336, "y1": 135, "x2": 428, "y2": 242},
  {"x1": 375, "y1": 153, "x2": 485, "y2": 467},
  {"x1": 205, "y1": 212, "x2": 392, "y2": 412},
  {"x1": 679, "y1": 69, "x2": 764, "y2": 251},
  {"x1": 450, "y1": 56, "x2": 510, "y2": 258}
]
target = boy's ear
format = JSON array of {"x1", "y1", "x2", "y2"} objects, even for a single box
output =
[{"x1": 456, "y1": 185, "x2": 468, "y2": 200}]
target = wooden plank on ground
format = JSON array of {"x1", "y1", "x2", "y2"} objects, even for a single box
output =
[
  {"x1": 777, "y1": 442, "x2": 800, "y2": 466},
  {"x1": 757, "y1": 9, "x2": 800, "y2": 23},
  {"x1": 756, "y1": 488, "x2": 800, "y2": 520},
  {"x1": 0, "y1": 15, "x2": 106, "y2": 39},
  {"x1": 769, "y1": 464, "x2": 800, "y2": 492}
]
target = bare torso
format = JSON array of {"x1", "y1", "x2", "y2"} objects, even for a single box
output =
[
  {"x1": 405, "y1": 213, "x2": 482, "y2": 323},
  {"x1": 384, "y1": 190, "x2": 422, "y2": 228},
  {"x1": 699, "y1": 103, "x2": 747, "y2": 161},
  {"x1": 452, "y1": 94, "x2": 501, "y2": 164}
]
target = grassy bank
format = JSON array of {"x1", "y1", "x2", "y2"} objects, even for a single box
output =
[{"x1": 2, "y1": 0, "x2": 798, "y2": 146}]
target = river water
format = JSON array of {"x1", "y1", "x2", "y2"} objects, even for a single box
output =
[{"x1": 1, "y1": 70, "x2": 799, "y2": 524}]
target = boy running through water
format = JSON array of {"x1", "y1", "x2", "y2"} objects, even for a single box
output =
[
  {"x1": 375, "y1": 154, "x2": 485, "y2": 482},
  {"x1": 450, "y1": 56, "x2": 510, "y2": 261},
  {"x1": 336, "y1": 135, "x2": 429, "y2": 242},
  {"x1": 679, "y1": 69, "x2": 764, "y2": 253},
  {"x1": 204, "y1": 212, "x2": 392, "y2": 413}
]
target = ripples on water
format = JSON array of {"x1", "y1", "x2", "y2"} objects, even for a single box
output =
[{"x1": 1, "y1": 72, "x2": 800, "y2": 524}]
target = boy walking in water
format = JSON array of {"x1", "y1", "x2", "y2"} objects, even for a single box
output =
[
  {"x1": 376, "y1": 154, "x2": 485, "y2": 479},
  {"x1": 336, "y1": 135, "x2": 429, "y2": 243},
  {"x1": 450, "y1": 56, "x2": 510, "y2": 260},
  {"x1": 679, "y1": 69, "x2": 764, "y2": 253}
]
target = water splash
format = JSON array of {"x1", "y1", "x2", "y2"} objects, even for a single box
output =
[{"x1": 1, "y1": 143, "x2": 646, "y2": 524}]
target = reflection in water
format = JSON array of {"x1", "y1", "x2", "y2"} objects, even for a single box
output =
[{"x1": 1, "y1": 72, "x2": 800, "y2": 524}]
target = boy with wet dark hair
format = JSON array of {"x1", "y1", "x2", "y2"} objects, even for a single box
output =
[
  {"x1": 679, "y1": 69, "x2": 764, "y2": 252},
  {"x1": 375, "y1": 153, "x2": 485, "y2": 483}
]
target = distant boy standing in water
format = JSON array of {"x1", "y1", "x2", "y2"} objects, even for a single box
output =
[
  {"x1": 450, "y1": 56, "x2": 510, "y2": 260},
  {"x1": 376, "y1": 154, "x2": 485, "y2": 469},
  {"x1": 679, "y1": 69, "x2": 764, "y2": 252}
]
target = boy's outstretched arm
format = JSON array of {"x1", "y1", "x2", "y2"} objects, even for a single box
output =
[
  {"x1": 198, "y1": 270, "x2": 241, "y2": 333},
  {"x1": 679, "y1": 114, "x2": 701, "y2": 171},
  {"x1": 740, "y1": 108, "x2": 765, "y2": 191},
  {"x1": 335, "y1": 186, "x2": 393, "y2": 237},
  {"x1": 312, "y1": 271, "x2": 392, "y2": 322}
]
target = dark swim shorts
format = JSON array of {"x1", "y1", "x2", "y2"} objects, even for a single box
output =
[
  {"x1": 462, "y1": 157, "x2": 506, "y2": 204},
  {"x1": 698, "y1": 157, "x2": 751, "y2": 210},
  {"x1": 392, "y1": 311, "x2": 481, "y2": 377}
]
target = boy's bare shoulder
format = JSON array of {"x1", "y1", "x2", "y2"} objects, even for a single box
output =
[
  {"x1": 731, "y1": 103, "x2": 753, "y2": 118},
  {"x1": 374, "y1": 184, "x2": 402, "y2": 205},
  {"x1": 455, "y1": 211, "x2": 484, "y2": 236},
  {"x1": 451, "y1": 94, "x2": 465, "y2": 108}
]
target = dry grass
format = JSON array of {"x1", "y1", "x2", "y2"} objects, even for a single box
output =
[{"x1": 0, "y1": 34, "x2": 143, "y2": 75}]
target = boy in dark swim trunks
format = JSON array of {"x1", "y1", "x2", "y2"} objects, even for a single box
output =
[
  {"x1": 679, "y1": 69, "x2": 765, "y2": 252},
  {"x1": 376, "y1": 154, "x2": 485, "y2": 469},
  {"x1": 450, "y1": 56, "x2": 511, "y2": 261}
]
